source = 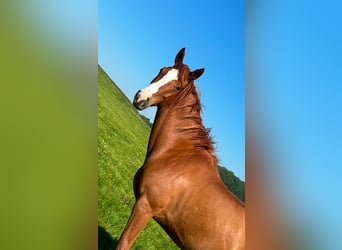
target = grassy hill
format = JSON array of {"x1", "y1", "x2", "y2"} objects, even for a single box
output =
[
  {"x1": 98, "y1": 65, "x2": 245, "y2": 249},
  {"x1": 218, "y1": 166, "x2": 245, "y2": 202},
  {"x1": 98, "y1": 65, "x2": 178, "y2": 249}
]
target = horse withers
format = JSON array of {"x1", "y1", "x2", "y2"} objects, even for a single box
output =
[{"x1": 116, "y1": 48, "x2": 245, "y2": 250}]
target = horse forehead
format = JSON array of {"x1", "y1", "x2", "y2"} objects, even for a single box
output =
[
  {"x1": 152, "y1": 68, "x2": 179, "y2": 84},
  {"x1": 137, "y1": 69, "x2": 178, "y2": 101},
  {"x1": 141, "y1": 68, "x2": 179, "y2": 95}
]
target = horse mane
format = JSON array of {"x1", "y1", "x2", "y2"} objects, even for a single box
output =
[{"x1": 173, "y1": 81, "x2": 218, "y2": 166}]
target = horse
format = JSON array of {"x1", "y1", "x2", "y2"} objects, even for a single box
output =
[{"x1": 116, "y1": 48, "x2": 245, "y2": 250}]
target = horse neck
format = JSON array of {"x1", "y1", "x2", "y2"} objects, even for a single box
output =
[
  {"x1": 146, "y1": 107, "x2": 169, "y2": 153},
  {"x1": 146, "y1": 84, "x2": 216, "y2": 164}
]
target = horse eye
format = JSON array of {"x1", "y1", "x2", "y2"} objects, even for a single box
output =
[{"x1": 175, "y1": 86, "x2": 181, "y2": 91}]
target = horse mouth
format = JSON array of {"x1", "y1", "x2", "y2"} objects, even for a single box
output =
[
  {"x1": 133, "y1": 91, "x2": 150, "y2": 110},
  {"x1": 133, "y1": 99, "x2": 149, "y2": 110}
]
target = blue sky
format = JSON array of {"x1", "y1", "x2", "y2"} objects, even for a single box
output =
[
  {"x1": 249, "y1": 1, "x2": 342, "y2": 248},
  {"x1": 98, "y1": 1, "x2": 245, "y2": 180}
]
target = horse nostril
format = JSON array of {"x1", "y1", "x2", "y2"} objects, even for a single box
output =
[
  {"x1": 146, "y1": 97, "x2": 150, "y2": 101},
  {"x1": 134, "y1": 90, "x2": 141, "y2": 100}
]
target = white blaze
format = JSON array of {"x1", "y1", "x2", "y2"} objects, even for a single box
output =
[{"x1": 137, "y1": 69, "x2": 179, "y2": 102}]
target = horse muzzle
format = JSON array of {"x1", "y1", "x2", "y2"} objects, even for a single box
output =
[{"x1": 133, "y1": 90, "x2": 150, "y2": 110}]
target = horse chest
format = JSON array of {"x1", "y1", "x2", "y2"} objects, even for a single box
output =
[{"x1": 134, "y1": 162, "x2": 193, "y2": 209}]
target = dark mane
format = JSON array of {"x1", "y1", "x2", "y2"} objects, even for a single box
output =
[{"x1": 174, "y1": 81, "x2": 217, "y2": 165}]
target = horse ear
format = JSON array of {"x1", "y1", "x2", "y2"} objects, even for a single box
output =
[
  {"x1": 189, "y1": 68, "x2": 205, "y2": 81},
  {"x1": 175, "y1": 48, "x2": 185, "y2": 65}
]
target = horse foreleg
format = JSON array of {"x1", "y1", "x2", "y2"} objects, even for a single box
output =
[{"x1": 116, "y1": 196, "x2": 152, "y2": 250}]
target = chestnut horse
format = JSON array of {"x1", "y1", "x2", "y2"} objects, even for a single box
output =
[{"x1": 116, "y1": 48, "x2": 245, "y2": 250}]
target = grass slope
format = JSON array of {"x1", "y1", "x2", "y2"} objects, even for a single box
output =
[{"x1": 98, "y1": 65, "x2": 178, "y2": 249}]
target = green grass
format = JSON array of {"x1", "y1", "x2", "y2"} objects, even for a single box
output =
[{"x1": 98, "y1": 65, "x2": 179, "y2": 249}]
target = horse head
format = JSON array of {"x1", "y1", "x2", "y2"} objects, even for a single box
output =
[{"x1": 133, "y1": 48, "x2": 205, "y2": 110}]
